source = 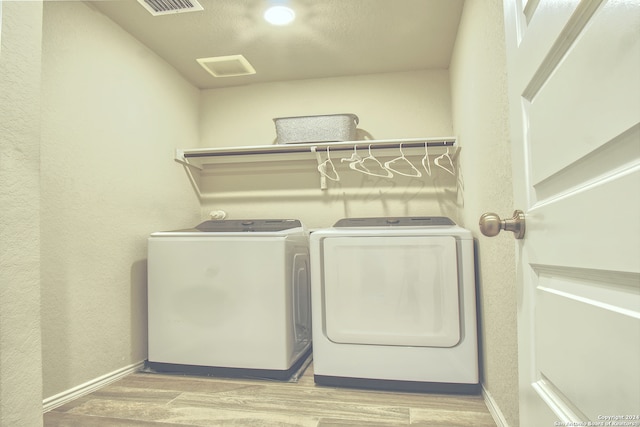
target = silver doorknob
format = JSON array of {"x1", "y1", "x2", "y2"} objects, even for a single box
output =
[{"x1": 479, "y1": 210, "x2": 526, "y2": 239}]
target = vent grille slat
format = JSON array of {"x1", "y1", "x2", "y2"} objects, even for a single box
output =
[{"x1": 137, "y1": 0, "x2": 203, "y2": 16}]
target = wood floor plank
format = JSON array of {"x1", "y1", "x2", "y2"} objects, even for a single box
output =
[
  {"x1": 95, "y1": 385, "x2": 182, "y2": 403},
  {"x1": 170, "y1": 391, "x2": 411, "y2": 424},
  {"x1": 51, "y1": 384, "x2": 183, "y2": 413},
  {"x1": 410, "y1": 407, "x2": 497, "y2": 426},
  {"x1": 117, "y1": 373, "x2": 261, "y2": 394},
  {"x1": 317, "y1": 418, "x2": 409, "y2": 426},
  {"x1": 202, "y1": 379, "x2": 486, "y2": 413},
  {"x1": 43, "y1": 410, "x2": 199, "y2": 427},
  {"x1": 49, "y1": 395, "x2": 96, "y2": 413},
  {"x1": 64, "y1": 398, "x2": 319, "y2": 426}
]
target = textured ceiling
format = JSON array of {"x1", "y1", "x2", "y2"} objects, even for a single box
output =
[{"x1": 92, "y1": 0, "x2": 464, "y2": 90}]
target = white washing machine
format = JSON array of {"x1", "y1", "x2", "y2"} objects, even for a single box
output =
[
  {"x1": 147, "y1": 219, "x2": 312, "y2": 380},
  {"x1": 310, "y1": 217, "x2": 479, "y2": 393}
]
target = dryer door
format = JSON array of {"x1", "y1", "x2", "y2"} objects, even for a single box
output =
[{"x1": 322, "y1": 235, "x2": 460, "y2": 347}]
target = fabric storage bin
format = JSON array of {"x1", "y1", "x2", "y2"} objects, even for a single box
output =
[{"x1": 273, "y1": 114, "x2": 359, "y2": 144}]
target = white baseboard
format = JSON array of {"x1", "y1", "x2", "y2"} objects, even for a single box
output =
[
  {"x1": 482, "y1": 384, "x2": 511, "y2": 427},
  {"x1": 42, "y1": 361, "x2": 145, "y2": 413}
]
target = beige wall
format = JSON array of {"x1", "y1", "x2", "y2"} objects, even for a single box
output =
[
  {"x1": 198, "y1": 71, "x2": 460, "y2": 228},
  {"x1": 450, "y1": 0, "x2": 519, "y2": 425},
  {"x1": 200, "y1": 70, "x2": 453, "y2": 146},
  {"x1": 0, "y1": 2, "x2": 45, "y2": 425},
  {"x1": 39, "y1": 2, "x2": 201, "y2": 399}
]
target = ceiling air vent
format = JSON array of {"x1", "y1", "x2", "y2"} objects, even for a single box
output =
[
  {"x1": 196, "y1": 55, "x2": 257, "y2": 78},
  {"x1": 136, "y1": 0, "x2": 204, "y2": 16}
]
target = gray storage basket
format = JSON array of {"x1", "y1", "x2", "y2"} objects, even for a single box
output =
[{"x1": 273, "y1": 114, "x2": 359, "y2": 144}]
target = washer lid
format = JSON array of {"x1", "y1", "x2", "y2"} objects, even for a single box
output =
[
  {"x1": 333, "y1": 217, "x2": 455, "y2": 227},
  {"x1": 194, "y1": 219, "x2": 302, "y2": 232}
]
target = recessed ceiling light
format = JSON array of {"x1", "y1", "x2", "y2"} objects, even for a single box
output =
[{"x1": 264, "y1": 5, "x2": 295, "y2": 26}]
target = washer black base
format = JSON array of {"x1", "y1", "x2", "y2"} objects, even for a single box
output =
[
  {"x1": 314, "y1": 374, "x2": 481, "y2": 395},
  {"x1": 145, "y1": 347, "x2": 311, "y2": 382}
]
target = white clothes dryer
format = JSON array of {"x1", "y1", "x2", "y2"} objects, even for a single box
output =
[
  {"x1": 147, "y1": 219, "x2": 311, "y2": 380},
  {"x1": 310, "y1": 217, "x2": 479, "y2": 393}
]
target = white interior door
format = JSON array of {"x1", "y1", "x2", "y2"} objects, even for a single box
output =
[{"x1": 503, "y1": 0, "x2": 640, "y2": 424}]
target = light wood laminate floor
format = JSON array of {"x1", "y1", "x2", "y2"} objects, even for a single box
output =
[{"x1": 44, "y1": 362, "x2": 496, "y2": 426}]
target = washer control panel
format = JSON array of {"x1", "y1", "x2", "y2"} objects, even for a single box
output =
[{"x1": 195, "y1": 219, "x2": 302, "y2": 232}]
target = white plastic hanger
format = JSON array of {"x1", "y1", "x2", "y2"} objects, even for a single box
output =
[
  {"x1": 434, "y1": 146, "x2": 455, "y2": 175},
  {"x1": 341, "y1": 144, "x2": 365, "y2": 166},
  {"x1": 350, "y1": 144, "x2": 393, "y2": 178},
  {"x1": 317, "y1": 146, "x2": 340, "y2": 182},
  {"x1": 421, "y1": 142, "x2": 432, "y2": 176},
  {"x1": 384, "y1": 144, "x2": 421, "y2": 177}
]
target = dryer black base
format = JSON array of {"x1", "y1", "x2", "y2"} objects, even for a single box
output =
[
  {"x1": 314, "y1": 374, "x2": 481, "y2": 395},
  {"x1": 144, "y1": 347, "x2": 312, "y2": 382}
]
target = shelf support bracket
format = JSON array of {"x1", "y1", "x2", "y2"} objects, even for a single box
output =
[
  {"x1": 310, "y1": 146, "x2": 327, "y2": 190},
  {"x1": 175, "y1": 149, "x2": 203, "y2": 171}
]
